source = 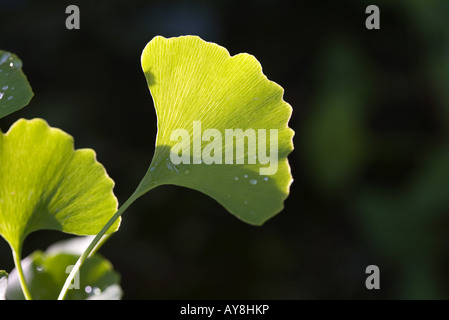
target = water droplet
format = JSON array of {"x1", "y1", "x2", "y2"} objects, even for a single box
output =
[
  {"x1": 243, "y1": 174, "x2": 248, "y2": 179},
  {"x1": 0, "y1": 92, "x2": 3, "y2": 100},
  {"x1": 12, "y1": 60, "x2": 22, "y2": 69},
  {"x1": 149, "y1": 166, "x2": 156, "y2": 172},
  {"x1": 184, "y1": 169, "x2": 190, "y2": 175},
  {"x1": 249, "y1": 179, "x2": 258, "y2": 185},
  {"x1": 7, "y1": 96, "x2": 13, "y2": 101},
  {"x1": 36, "y1": 265, "x2": 44, "y2": 273},
  {"x1": 2, "y1": 86, "x2": 8, "y2": 90},
  {"x1": 0, "y1": 53, "x2": 11, "y2": 65},
  {"x1": 85, "y1": 286, "x2": 92, "y2": 294},
  {"x1": 263, "y1": 177, "x2": 269, "y2": 181},
  {"x1": 234, "y1": 177, "x2": 239, "y2": 181},
  {"x1": 9, "y1": 62, "x2": 13, "y2": 68},
  {"x1": 93, "y1": 287, "x2": 102, "y2": 295},
  {"x1": 165, "y1": 159, "x2": 180, "y2": 173}
]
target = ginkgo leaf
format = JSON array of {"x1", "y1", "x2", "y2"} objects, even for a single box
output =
[
  {"x1": 137, "y1": 35, "x2": 294, "y2": 225},
  {"x1": 58, "y1": 36, "x2": 294, "y2": 297},
  {"x1": 6, "y1": 237, "x2": 122, "y2": 300},
  {"x1": 0, "y1": 118, "x2": 120, "y2": 255},
  {"x1": 0, "y1": 51, "x2": 33, "y2": 119}
]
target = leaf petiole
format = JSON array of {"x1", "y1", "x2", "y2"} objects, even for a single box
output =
[
  {"x1": 12, "y1": 248, "x2": 33, "y2": 300},
  {"x1": 57, "y1": 186, "x2": 148, "y2": 300}
]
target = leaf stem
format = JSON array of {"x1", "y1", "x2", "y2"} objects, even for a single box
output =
[
  {"x1": 12, "y1": 248, "x2": 33, "y2": 300},
  {"x1": 90, "y1": 233, "x2": 112, "y2": 256},
  {"x1": 57, "y1": 189, "x2": 143, "y2": 300}
]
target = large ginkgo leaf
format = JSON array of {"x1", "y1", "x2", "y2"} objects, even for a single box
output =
[
  {"x1": 58, "y1": 36, "x2": 294, "y2": 297},
  {"x1": 0, "y1": 51, "x2": 33, "y2": 119},
  {"x1": 138, "y1": 36, "x2": 294, "y2": 225},
  {"x1": 0, "y1": 119, "x2": 120, "y2": 255}
]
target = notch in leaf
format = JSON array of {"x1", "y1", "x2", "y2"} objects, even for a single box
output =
[{"x1": 0, "y1": 51, "x2": 33, "y2": 119}]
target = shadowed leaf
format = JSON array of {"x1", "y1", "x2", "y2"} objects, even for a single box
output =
[
  {"x1": 0, "y1": 51, "x2": 33, "y2": 119},
  {"x1": 6, "y1": 237, "x2": 121, "y2": 300}
]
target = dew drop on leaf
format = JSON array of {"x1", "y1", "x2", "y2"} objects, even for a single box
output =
[
  {"x1": 12, "y1": 60, "x2": 22, "y2": 69},
  {"x1": 93, "y1": 287, "x2": 102, "y2": 295},
  {"x1": 0, "y1": 53, "x2": 11, "y2": 65}
]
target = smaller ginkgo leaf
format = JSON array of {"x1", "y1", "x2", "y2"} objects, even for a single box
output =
[
  {"x1": 0, "y1": 119, "x2": 120, "y2": 255},
  {"x1": 6, "y1": 237, "x2": 121, "y2": 300},
  {"x1": 138, "y1": 36, "x2": 294, "y2": 225},
  {"x1": 0, "y1": 51, "x2": 33, "y2": 119}
]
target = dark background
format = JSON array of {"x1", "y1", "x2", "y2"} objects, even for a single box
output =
[{"x1": 1, "y1": 0, "x2": 449, "y2": 299}]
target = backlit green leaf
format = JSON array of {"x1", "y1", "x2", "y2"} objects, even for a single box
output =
[
  {"x1": 0, "y1": 119, "x2": 120, "y2": 254},
  {"x1": 138, "y1": 36, "x2": 294, "y2": 225},
  {"x1": 0, "y1": 51, "x2": 33, "y2": 119}
]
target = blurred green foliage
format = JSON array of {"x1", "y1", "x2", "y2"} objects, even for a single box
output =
[{"x1": 1, "y1": 0, "x2": 449, "y2": 299}]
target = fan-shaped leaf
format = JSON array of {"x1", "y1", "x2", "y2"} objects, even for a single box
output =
[
  {"x1": 6, "y1": 237, "x2": 121, "y2": 300},
  {"x1": 0, "y1": 119, "x2": 120, "y2": 254},
  {"x1": 138, "y1": 36, "x2": 294, "y2": 225}
]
